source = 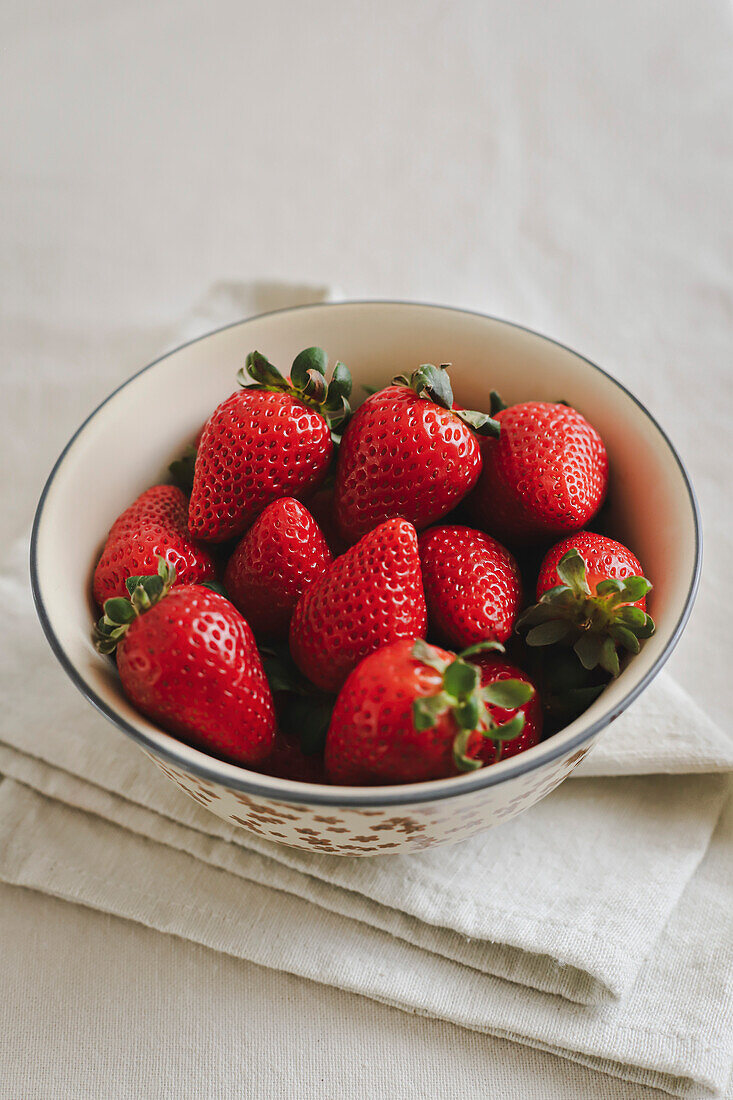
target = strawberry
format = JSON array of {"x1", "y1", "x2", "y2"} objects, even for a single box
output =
[
  {"x1": 108, "y1": 484, "x2": 190, "y2": 540},
  {"x1": 468, "y1": 401, "x2": 608, "y2": 544},
  {"x1": 189, "y1": 347, "x2": 351, "y2": 542},
  {"x1": 94, "y1": 561, "x2": 276, "y2": 765},
  {"x1": 224, "y1": 498, "x2": 333, "y2": 640},
  {"x1": 289, "y1": 518, "x2": 428, "y2": 692},
  {"x1": 333, "y1": 363, "x2": 499, "y2": 544},
  {"x1": 537, "y1": 532, "x2": 648, "y2": 608},
  {"x1": 418, "y1": 525, "x2": 522, "y2": 647},
  {"x1": 518, "y1": 533, "x2": 655, "y2": 677},
  {"x1": 93, "y1": 486, "x2": 216, "y2": 606},
  {"x1": 469, "y1": 655, "x2": 542, "y2": 764},
  {"x1": 325, "y1": 639, "x2": 535, "y2": 785}
]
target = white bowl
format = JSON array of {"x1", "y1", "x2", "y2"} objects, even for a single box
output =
[{"x1": 31, "y1": 302, "x2": 700, "y2": 855}]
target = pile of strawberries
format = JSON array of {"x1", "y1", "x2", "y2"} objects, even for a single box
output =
[{"x1": 94, "y1": 347, "x2": 655, "y2": 786}]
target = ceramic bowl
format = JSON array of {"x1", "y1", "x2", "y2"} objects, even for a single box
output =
[{"x1": 31, "y1": 302, "x2": 700, "y2": 855}]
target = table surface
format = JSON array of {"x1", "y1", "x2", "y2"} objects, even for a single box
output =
[{"x1": 2, "y1": 1, "x2": 732, "y2": 1096}]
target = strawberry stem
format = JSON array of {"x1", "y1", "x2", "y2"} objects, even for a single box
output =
[
  {"x1": 237, "y1": 347, "x2": 353, "y2": 433},
  {"x1": 392, "y1": 364, "x2": 500, "y2": 438},
  {"x1": 517, "y1": 549, "x2": 655, "y2": 676},
  {"x1": 409, "y1": 640, "x2": 534, "y2": 772},
  {"x1": 94, "y1": 558, "x2": 176, "y2": 655}
]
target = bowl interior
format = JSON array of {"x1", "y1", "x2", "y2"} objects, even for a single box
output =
[{"x1": 32, "y1": 302, "x2": 698, "y2": 802}]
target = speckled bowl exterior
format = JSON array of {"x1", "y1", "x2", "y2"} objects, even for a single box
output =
[{"x1": 31, "y1": 302, "x2": 700, "y2": 856}]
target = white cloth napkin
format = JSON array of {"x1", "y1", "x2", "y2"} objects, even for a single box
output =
[{"x1": 3, "y1": 283, "x2": 733, "y2": 1097}]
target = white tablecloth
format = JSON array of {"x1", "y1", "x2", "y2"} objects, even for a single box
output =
[{"x1": 2, "y1": 0, "x2": 732, "y2": 1096}]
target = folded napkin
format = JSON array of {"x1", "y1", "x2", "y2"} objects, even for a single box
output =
[{"x1": 3, "y1": 283, "x2": 733, "y2": 1098}]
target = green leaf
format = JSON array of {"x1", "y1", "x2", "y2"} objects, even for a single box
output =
[
  {"x1": 596, "y1": 577, "x2": 624, "y2": 596},
  {"x1": 144, "y1": 574, "x2": 165, "y2": 600},
  {"x1": 458, "y1": 640, "x2": 505, "y2": 659},
  {"x1": 489, "y1": 390, "x2": 507, "y2": 416},
  {"x1": 636, "y1": 613, "x2": 656, "y2": 639},
  {"x1": 168, "y1": 444, "x2": 198, "y2": 494},
  {"x1": 243, "y1": 350, "x2": 287, "y2": 389},
  {"x1": 102, "y1": 597, "x2": 137, "y2": 625},
  {"x1": 525, "y1": 620, "x2": 571, "y2": 647},
  {"x1": 327, "y1": 361, "x2": 352, "y2": 400},
  {"x1": 411, "y1": 639, "x2": 450, "y2": 672},
  {"x1": 413, "y1": 692, "x2": 450, "y2": 731},
  {"x1": 452, "y1": 696, "x2": 481, "y2": 731},
  {"x1": 573, "y1": 632, "x2": 603, "y2": 670},
  {"x1": 291, "y1": 347, "x2": 328, "y2": 388},
  {"x1": 157, "y1": 557, "x2": 176, "y2": 585},
  {"x1": 598, "y1": 636, "x2": 620, "y2": 677},
  {"x1": 130, "y1": 574, "x2": 165, "y2": 612},
  {"x1": 130, "y1": 586, "x2": 151, "y2": 612},
  {"x1": 516, "y1": 603, "x2": 561, "y2": 630},
  {"x1": 616, "y1": 604, "x2": 647, "y2": 628},
  {"x1": 125, "y1": 575, "x2": 147, "y2": 597},
  {"x1": 555, "y1": 550, "x2": 591, "y2": 595},
  {"x1": 619, "y1": 576, "x2": 652, "y2": 604},
  {"x1": 452, "y1": 728, "x2": 483, "y2": 772},
  {"x1": 443, "y1": 659, "x2": 480, "y2": 698},
  {"x1": 482, "y1": 679, "x2": 534, "y2": 709},
  {"x1": 413, "y1": 364, "x2": 454, "y2": 410},
  {"x1": 609, "y1": 624, "x2": 641, "y2": 654},
  {"x1": 93, "y1": 618, "x2": 129, "y2": 655},
  {"x1": 539, "y1": 584, "x2": 571, "y2": 602},
  {"x1": 487, "y1": 712, "x2": 526, "y2": 743},
  {"x1": 362, "y1": 383, "x2": 380, "y2": 396},
  {"x1": 455, "y1": 409, "x2": 501, "y2": 438}
]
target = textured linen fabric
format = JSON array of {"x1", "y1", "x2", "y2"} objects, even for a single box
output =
[
  {"x1": 0, "y1": 883, "x2": 674, "y2": 1100},
  {"x1": 1, "y1": 778, "x2": 732, "y2": 1098}
]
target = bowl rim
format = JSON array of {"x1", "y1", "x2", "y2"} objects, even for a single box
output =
[{"x1": 30, "y1": 299, "x2": 702, "y2": 807}]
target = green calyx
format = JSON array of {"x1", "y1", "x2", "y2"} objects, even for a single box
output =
[
  {"x1": 410, "y1": 640, "x2": 534, "y2": 773},
  {"x1": 237, "y1": 347, "x2": 352, "y2": 437},
  {"x1": 169, "y1": 444, "x2": 198, "y2": 493},
  {"x1": 392, "y1": 364, "x2": 501, "y2": 438},
  {"x1": 94, "y1": 558, "x2": 176, "y2": 655},
  {"x1": 517, "y1": 549, "x2": 656, "y2": 678}
]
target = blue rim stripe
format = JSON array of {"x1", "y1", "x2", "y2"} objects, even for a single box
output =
[{"x1": 29, "y1": 301, "x2": 702, "y2": 807}]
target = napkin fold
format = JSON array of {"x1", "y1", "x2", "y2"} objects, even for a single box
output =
[
  {"x1": 0, "y1": 773, "x2": 731, "y2": 1098},
  {"x1": 4, "y1": 282, "x2": 733, "y2": 1098}
]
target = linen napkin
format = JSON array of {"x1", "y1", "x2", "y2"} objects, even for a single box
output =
[{"x1": 3, "y1": 282, "x2": 733, "y2": 1097}]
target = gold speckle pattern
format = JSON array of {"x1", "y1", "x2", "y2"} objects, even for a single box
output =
[{"x1": 144, "y1": 736, "x2": 596, "y2": 856}]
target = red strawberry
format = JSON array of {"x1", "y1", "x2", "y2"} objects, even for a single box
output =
[
  {"x1": 108, "y1": 485, "x2": 190, "y2": 540},
  {"x1": 469, "y1": 655, "x2": 542, "y2": 764},
  {"x1": 537, "y1": 532, "x2": 647, "y2": 608},
  {"x1": 224, "y1": 498, "x2": 333, "y2": 640},
  {"x1": 518, "y1": 533, "x2": 655, "y2": 677},
  {"x1": 189, "y1": 348, "x2": 351, "y2": 542},
  {"x1": 325, "y1": 639, "x2": 535, "y2": 785},
  {"x1": 418, "y1": 525, "x2": 522, "y2": 648},
  {"x1": 94, "y1": 486, "x2": 215, "y2": 606},
  {"x1": 289, "y1": 518, "x2": 427, "y2": 692},
  {"x1": 468, "y1": 401, "x2": 608, "y2": 544},
  {"x1": 95, "y1": 562, "x2": 276, "y2": 765},
  {"x1": 333, "y1": 364, "x2": 499, "y2": 544}
]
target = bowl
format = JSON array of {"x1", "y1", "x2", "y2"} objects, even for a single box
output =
[{"x1": 30, "y1": 301, "x2": 700, "y2": 855}]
